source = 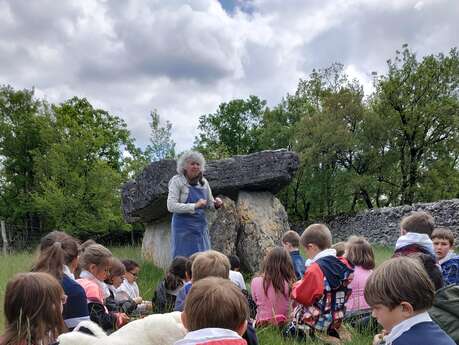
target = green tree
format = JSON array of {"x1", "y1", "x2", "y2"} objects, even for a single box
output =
[
  {"x1": 144, "y1": 110, "x2": 176, "y2": 162},
  {"x1": 194, "y1": 96, "x2": 266, "y2": 159},
  {"x1": 31, "y1": 97, "x2": 136, "y2": 236},
  {"x1": 373, "y1": 46, "x2": 459, "y2": 204}
]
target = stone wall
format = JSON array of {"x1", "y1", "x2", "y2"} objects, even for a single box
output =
[{"x1": 328, "y1": 199, "x2": 459, "y2": 245}]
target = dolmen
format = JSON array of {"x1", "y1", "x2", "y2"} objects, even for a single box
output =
[{"x1": 121, "y1": 149, "x2": 299, "y2": 272}]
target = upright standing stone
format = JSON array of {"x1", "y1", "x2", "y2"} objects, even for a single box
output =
[{"x1": 236, "y1": 191, "x2": 290, "y2": 272}]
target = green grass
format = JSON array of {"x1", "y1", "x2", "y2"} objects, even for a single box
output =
[{"x1": 0, "y1": 245, "x2": 393, "y2": 344}]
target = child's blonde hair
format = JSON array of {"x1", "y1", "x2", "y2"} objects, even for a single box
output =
[
  {"x1": 345, "y1": 236, "x2": 375, "y2": 270},
  {"x1": 400, "y1": 211, "x2": 435, "y2": 236},
  {"x1": 78, "y1": 244, "x2": 112, "y2": 270},
  {"x1": 2, "y1": 272, "x2": 66, "y2": 345},
  {"x1": 300, "y1": 224, "x2": 332, "y2": 250},
  {"x1": 364, "y1": 256, "x2": 434, "y2": 311},
  {"x1": 332, "y1": 241, "x2": 346, "y2": 257},
  {"x1": 282, "y1": 230, "x2": 300, "y2": 248},
  {"x1": 192, "y1": 250, "x2": 230, "y2": 282},
  {"x1": 432, "y1": 227, "x2": 455, "y2": 246},
  {"x1": 183, "y1": 277, "x2": 248, "y2": 332}
]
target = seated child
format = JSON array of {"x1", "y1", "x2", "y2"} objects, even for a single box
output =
[
  {"x1": 432, "y1": 227, "x2": 459, "y2": 286},
  {"x1": 345, "y1": 236, "x2": 374, "y2": 314},
  {"x1": 282, "y1": 230, "x2": 306, "y2": 279},
  {"x1": 332, "y1": 242, "x2": 346, "y2": 257},
  {"x1": 228, "y1": 254, "x2": 257, "y2": 319},
  {"x1": 393, "y1": 211, "x2": 435, "y2": 258},
  {"x1": 251, "y1": 247, "x2": 295, "y2": 326},
  {"x1": 153, "y1": 256, "x2": 190, "y2": 313},
  {"x1": 228, "y1": 255, "x2": 246, "y2": 290},
  {"x1": 286, "y1": 224, "x2": 353, "y2": 340},
  {"x1": 174, "y1": 250, "x2": 259, "y2": 345},
  {"x1": 366, "y1": 257, "x2": 455, "y2": 345},
  {"x1": 117, "y1": 259, "x2": 152, "y2": 314},
  {"x1": 77, "y1": 244, "x2": 129, "y2": 331},
  {"x1": 105, "y1": 257, "x2": 136, "y2": 314},
  {"x1": 175, "y1": 277, "x2": 249, "y2": 345},
  {"x1": 1, "y1": 272, "x2": 66, "y2": 345},
  {"x1": 174, "y1": 253, "x2": 198, "y2": 312}
]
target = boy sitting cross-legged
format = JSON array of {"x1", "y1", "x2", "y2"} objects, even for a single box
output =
[
  {"x1": 366, "y1": 257, "x2": 455, "y2": 345},
  {"x1": 432, "y1": 227, "x2": 459, "y2": 286},
  {"x1": 175, "y1": 277, "x2": 249, "y2": 345},
  {"x1": 285, "y1": 224, "x2": 354, "y2": 342}
]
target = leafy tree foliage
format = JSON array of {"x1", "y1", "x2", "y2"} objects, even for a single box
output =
[
  {"x1": 144, "y1": 110, "x2": 176, "y2": 161},
  {"x1": 193, "y1": 96, "x2": 266, "y2": 158}
]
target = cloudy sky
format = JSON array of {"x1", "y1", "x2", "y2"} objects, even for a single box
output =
[{"x1": 1, "y1": 0, "x2": 458, "y2": 152}]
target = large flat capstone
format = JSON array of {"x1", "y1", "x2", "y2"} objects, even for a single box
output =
[{"x1": 122, "y1": 149, "x2": 299, "y2": 223}]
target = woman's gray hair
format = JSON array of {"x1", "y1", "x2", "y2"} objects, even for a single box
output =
[{"x1": 176, "y1": 150, "x2": 206, "y2": 174}]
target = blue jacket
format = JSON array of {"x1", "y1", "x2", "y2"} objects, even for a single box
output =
[
  {"x1": 393, "y1": 321, "x2": 455, "y2": 345},
  {"x1": 290, "y1": 250, "x2": 306, "y2": 280}
]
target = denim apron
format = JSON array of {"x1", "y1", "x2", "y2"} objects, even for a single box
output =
[{"x1": 171, "y1": 184, "x2": 210, "y2": 258}]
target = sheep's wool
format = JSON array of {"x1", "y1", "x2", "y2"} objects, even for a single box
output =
[{"x1": 58, "y1": 312, "x2": 187, "y2": 345}]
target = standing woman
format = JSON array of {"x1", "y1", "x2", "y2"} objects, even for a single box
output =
[{"x1": 167, "y1": 151, "x2": 223, "y2": 258}]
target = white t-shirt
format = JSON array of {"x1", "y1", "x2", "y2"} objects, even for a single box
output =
[{"x1": 229, "y1": 270, "x2": 246, "y2": 290}]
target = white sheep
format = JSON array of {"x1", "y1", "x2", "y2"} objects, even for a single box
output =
[{"x1": 58, "y1": 312, "x2": 187, "y2": 345}]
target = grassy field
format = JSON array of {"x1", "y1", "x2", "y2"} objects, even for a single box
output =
[{"x1": 0, "y1": 245, "x2": 393, "y2": 344}]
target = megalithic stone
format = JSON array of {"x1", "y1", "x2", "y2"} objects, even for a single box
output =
[{"x1": 122, "y1": 149, "x2": 299, "y2": 223}]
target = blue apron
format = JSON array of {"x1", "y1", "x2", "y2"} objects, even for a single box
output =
[{"x1": 171, "y1": 185, "x2": 210, "y2": 258}]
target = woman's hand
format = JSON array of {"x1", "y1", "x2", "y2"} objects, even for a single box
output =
[
  {"x1": 214, "y1": 197, "x2": 223, "y2": 209},
  {"x1": 195, "y1": 199, "x2": 207, "y2": 209}
]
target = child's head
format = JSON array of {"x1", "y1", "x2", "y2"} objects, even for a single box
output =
[
  {"x1": 432, "y1": 227, "x2": 455, "y2": 260},
  {"x1": 332, "y1": 241, "x2": 346, "y2": 257},
  {"x1": 228, "y1": 255, "x2": 241, "y2": 271},
  {"x1": 122, "y1": 259, "x2": 140, "y2": 284},
  {"x1": 105, "y1": 257, "x2": 126, "y2": 288},
  {"x1": 300, "y1": 223, "x2": 332, "y2": 259},
  {"x1": 79, "y1": 244, "x2": 112, "y2": 282},
  {"x1": 182, "y1": 277, "x2": 248, "y2": 335},
  {"x1": 345, "y1": 236, "x2": 375, "y2": 270},
  {"x1": 260, "y1": 247, "x2": 295, "y2": 297},
  {"x1": 165, "y1": 256, "x2": 190, "y2": 290},
  {"x1": 282, "y1": 230, "x2": 301, "y2": 251},
  {"x1": 192, "y1": 250, "x2": 230, "y2": 282},
  {"x1": 364, "y1": 257, "x2": 435, "y2": 332},
  {"x1": 400, "y1": 211, "x2": 435, "y2": 236},
  {"x1": 3, "y1": 272, "x2": 66, "y2": 345},
  {"x1": 34, "y1": 231, "x2": 79, "y2": 279},
  {"x1": 410, "y1": 252, "x2": 444, "y2": 291}
]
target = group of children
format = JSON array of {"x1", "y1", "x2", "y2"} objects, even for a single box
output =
[{"x1": 2, "y1": 210, "x2": 459, "y2": 345}]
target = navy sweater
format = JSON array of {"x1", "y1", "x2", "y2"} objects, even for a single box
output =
[
  {"x1": 62, "y1": 275, "x2": 90, "y2": 330},
  {"x1": 393, "y1": 321, "x2": 455, "y2": 345}
]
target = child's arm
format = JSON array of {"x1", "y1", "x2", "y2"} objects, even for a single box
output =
[{"x1": 291, "y1": 263, "x2": 324, "y2": 306}]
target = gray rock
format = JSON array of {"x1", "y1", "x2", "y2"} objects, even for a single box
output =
[
  {"x1": 236, "y1": 191, "x2": 290, "y2": 272},
  {"x1": 328, "y1": 199, "x2": 459, "y2": 246},
  {"x1": 142, "y1": 215, "x2": 172, "y2": 271},
  {"x1": 122, "y1": 150, "x2": 299, "y2": 223},
  {"x1": 207, "y1": 196, "x2": 239, "y2": 256}
]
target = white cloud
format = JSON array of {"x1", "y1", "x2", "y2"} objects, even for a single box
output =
[{"x1": 0, "y1": 0, "x2": 458, "y2": 152}]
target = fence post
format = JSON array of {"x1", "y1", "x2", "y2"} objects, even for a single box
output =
[{"x1": 1, "y1": 220, "x2": 8, "y2": 255}]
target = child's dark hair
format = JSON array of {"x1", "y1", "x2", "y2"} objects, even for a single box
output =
[
  {"x1": 165, "y1": 256, "x2": 189, "y2": 290},
  {"x1": 261, "y1": 247, "x2": 296, "y2": 297},
  {"x1": 400, "y1": 211, "x2": 435, "y2": 236},
  {"x1": 410, "y1": 253, "x2": 444, "y2": 291},
  {"x1": 228, "y1": 255, "x2": 241, "y2": 271},
  {"x1": 33, "y1": 231, "x2": 79, "y2": 280},
  {"x1": 122, "y1": 259, "x2": 140, "y2": 273},
  {"x1": 105, "y1": 257, "x2": 126, "y2": 285}
]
